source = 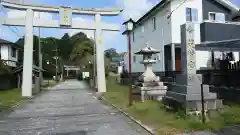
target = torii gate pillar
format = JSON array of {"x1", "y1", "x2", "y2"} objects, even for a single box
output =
[
  {"x1": 95, "y1": 14, "x2": 106, "y2": 93},
  {"x1": 22, "y1": 8, "x2": 34, "y2": 97}
]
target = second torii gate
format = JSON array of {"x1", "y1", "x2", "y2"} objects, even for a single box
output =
[{"x1": 0, "y1": 1, "x2": 122, "y2": 97}]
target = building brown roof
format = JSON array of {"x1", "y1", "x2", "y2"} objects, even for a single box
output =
[{"x1": 0, "y1": 39, "x2": 14, "y2": 44}]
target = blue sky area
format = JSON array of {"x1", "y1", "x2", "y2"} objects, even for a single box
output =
[{"x1": 0, "y1": 0, "x2": 240, "y2": 53}]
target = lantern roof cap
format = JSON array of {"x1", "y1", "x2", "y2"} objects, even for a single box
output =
[{"x1": 135, "y1": 42, "x2": 160, "y2": 54}]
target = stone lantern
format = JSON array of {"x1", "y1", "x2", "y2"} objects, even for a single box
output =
[{"x1": 134, "y1": 43, "x2": 167, "y2": 101}]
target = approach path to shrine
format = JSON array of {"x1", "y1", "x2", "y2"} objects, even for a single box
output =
[{"x1": 0, "y1": 80, "x2": 151, "y2": 135}]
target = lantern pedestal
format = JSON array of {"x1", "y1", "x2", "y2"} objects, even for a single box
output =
[{"x1": 133, "y1": 44, "x2": 167, "y2": 101}]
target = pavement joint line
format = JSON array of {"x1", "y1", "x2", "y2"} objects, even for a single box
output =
[{"x1": 98, "y1": 95, "x2": 156, "y2": 135}]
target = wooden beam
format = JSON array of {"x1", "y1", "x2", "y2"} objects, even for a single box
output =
[
  {"x1": 1, "y1": 1, "x2": 123, "y2": 16},
  {"x1": 0, "y1": 18, "x2": 120, "y2": 31}
]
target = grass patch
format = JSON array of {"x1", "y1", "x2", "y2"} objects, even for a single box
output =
[
  {"x1": 0, "y1": 88, "x2": 26, "y2": 112},
  {"x1": 104, "y1": 76, "x2": 240, "y2": 135}
]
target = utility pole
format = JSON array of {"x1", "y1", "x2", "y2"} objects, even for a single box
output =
[{"x1": 52, "y1": 48, "x2": 59, "y2": 81}]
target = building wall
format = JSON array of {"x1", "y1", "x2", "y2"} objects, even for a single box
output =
[
  {"x1": 1, "y1": 45, "x2": 9, "y2": 60},
  {"x1": 200, "y1": 22, "x2": 240, "y2": 42},
  {"x1": 124, "y1": 3, "x2": 171, "y2": 73},
  {"x1": 170, "y1": 0, "x2": 202, "y2": 44},
  {"x1": 0, "y1": 44, "x2": 18, "y2": 67},
  {"x1": 202, "y1": 0, "x2": 231, "y2": 21}
]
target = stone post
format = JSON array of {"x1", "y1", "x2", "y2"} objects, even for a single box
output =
[{"x1": 163, "y1": 22, "x2": 222, "y2": 112}]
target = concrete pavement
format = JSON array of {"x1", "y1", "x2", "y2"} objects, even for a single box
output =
[{"x1": 0, "y1": 80, "x2": 151, "y2": 135}]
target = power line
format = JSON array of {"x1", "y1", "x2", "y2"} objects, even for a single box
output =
[
  {"x1": 167, "y1": 0, "x2": 189, "y2": 19},
  {"x1": 0, "y1": 5, "x2": 23, "y2": 38}
]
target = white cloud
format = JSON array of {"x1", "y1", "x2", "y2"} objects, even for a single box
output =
[{"x1": 116, "y1": 0, "x2": 158, "y2": 21}]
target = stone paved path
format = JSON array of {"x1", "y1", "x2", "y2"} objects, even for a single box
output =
[{"x1": 0, "y1": 80, "x2": 151, "y2": 135}]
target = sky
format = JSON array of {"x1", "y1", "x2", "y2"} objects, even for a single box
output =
[{"x1": 0, "y1": 0, "x2": 240, "y2": 53}]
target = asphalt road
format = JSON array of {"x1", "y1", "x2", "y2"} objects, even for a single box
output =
[{"x1": 0, "y1": 80, "x2": 151, "y2": 135}]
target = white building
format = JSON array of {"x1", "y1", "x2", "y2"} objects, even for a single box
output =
[
  {"x1": 124, "y1": 0, "x2": 240, "y2": 74},
  {"x1": 0, "y1": 39, "x2": 21, "y2": 67}
]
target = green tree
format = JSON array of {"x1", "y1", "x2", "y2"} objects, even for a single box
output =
[
  {"x1": 0, "y1": 60, "x2": 11, "y2": 75},
  {"x1": 105, "y1": 48, "x2": 119, "y2": 59},
  {"x1": 14, "y1": 31, "x2": 113, "y2": 78},
  {"x1": 58, "y1": 33, "x2": 73, "y2": 61}
]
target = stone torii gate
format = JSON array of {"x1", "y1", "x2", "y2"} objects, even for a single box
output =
[
  {"x1": 64, "y1": 65, "x2": 81, "y2": 77},
  {"x1": 0, "y1": 0, "x2": 122, "y2": 97}
]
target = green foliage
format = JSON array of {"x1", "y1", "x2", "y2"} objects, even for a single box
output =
[
  {"x1": 104, "y1": 76, "x2": 240, "y2": 135},
  {"x1": 58, "y1": 33, "x2": 73, "y2": 61},
  {"x1": 15, "y1": 31, "x2": 116, "y2": 77},
  {"x1": 105, "y1": 48, "x2": 119, "y2": 59},
  {"x1": 0, "y1": 60, "x2": 11, "y2": 75},
  {"x1": 70, "y1": 39, "x2": 94, "y2": 62}
]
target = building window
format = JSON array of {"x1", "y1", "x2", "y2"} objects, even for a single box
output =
[
  {"x1": 209, "y1": 12, "x2": 225, "y2": 22},
  {"x1": 133, "y1": 55, "x2": 136, "y2": 63},
  {"x1": 186, "y1": 8, "x2": 198, "y2": 22},
  {"x1": 153, "y1": 54, "x2": 160, "y2": 61},
  {"x1": 209, "y1": 13, "x2": 216, "y2": 21},
  {"x1": 152, "y1": 17, "x2": 156, "y2": 30},
  {"x1": 11, "y1": 47, "x2": 17, "y2": 58}
]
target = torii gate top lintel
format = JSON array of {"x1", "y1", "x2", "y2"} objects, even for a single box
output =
[{"x1": 1, "y1": 0, "x2": 123, "y2": 16}]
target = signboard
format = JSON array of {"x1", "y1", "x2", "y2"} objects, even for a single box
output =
[{"x1": 59, "y1": 7, "x2": 72, "y2": 26}]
